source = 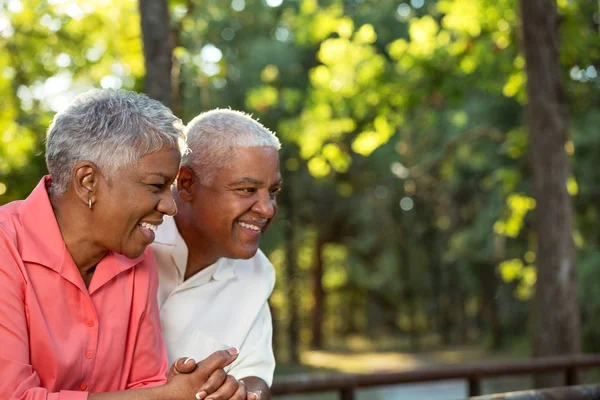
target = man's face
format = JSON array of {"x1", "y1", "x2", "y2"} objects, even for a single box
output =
[
  {"x1": 94, "y1": 147, "x2": 180, "y2": 259},
  {"x1": 187, "y1": 146, "x2": 281, "y2": 261}
]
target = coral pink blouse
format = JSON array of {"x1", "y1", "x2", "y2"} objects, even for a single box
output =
[{"x1": 0, "y1": 177, "x2": 168, "y2": 399}]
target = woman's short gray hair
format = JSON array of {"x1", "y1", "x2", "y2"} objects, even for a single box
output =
[
  {"x1": 183, "y1": 109, "x2": 281, "y2": 185},
  {"x1": 46, "y1": 89, "x2": 186, "y2": 196}
]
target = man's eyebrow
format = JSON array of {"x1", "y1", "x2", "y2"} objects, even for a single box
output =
[{"x1": 232, "y1": 177, "x2": 262, "y2": 185}]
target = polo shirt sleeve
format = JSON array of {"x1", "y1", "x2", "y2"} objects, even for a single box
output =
[
  {"x1": 227, "y1": 303, "x2": 276, "y2": 386},
  {"x1": 125, "y1": 256, "x2": 169, "y2": 389},
  {"x1": 0, "y1": 233, "x2": 88, "y2": 400}
]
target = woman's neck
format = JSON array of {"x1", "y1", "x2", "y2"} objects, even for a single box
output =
[{"x1": 50, "y1": 193, "x2": 107, "y2": 277}]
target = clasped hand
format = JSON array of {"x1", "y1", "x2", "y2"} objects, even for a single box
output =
[{"x1": 166, "y1": 348, "x2": 260, "y2": 400}]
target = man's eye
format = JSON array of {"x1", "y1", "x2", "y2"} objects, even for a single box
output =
[
  {"x1": 270, "y1": 187, "x2": 282, "y2": 196},
  {"x1": 238, "y1": 188, "x2": 256, "y2": 194}
]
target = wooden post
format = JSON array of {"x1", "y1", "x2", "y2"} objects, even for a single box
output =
[
  {"x1": 340, "y1": 388, "x2": 355, "y2": 400},
  {"x1": 566, "y1": 367, "x2": 579, "y2": 386},
  {"x1": 468, "y1": 376, "x2": 482, "y2": 397}
]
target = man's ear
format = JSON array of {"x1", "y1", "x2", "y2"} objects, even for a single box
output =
[
  {"x1": 177, "y1": 166, "x2": 197, "y2": 203},
  {"x1": 73, "y1": 161, "x2": 99, "y2": 208}
]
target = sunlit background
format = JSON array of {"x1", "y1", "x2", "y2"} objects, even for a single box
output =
[{"x1": 2, "y1": 0, "x2": 600, "y2": 397}]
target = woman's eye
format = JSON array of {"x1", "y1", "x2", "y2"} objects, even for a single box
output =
[{"x1": 150, "y1": 183, "x2": 165, "y2": 191}]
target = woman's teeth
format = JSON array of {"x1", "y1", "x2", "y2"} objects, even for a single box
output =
[{"x1": 140, "y1": 222, "x2": 158, "y2": 232}]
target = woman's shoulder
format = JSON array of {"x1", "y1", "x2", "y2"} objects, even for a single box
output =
[
  {"x1": 0, "y1": 201, "x2": 24, "y2": 249},
  {"x1": 0, "y1": 202, "x2": 28, "y2": 283}
]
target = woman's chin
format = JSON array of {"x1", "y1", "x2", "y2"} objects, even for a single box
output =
[{"x1": 121, "y1": 244, "x2": 148, "y2": 260}]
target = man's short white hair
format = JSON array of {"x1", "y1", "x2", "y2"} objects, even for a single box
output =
[
  {"x1": 45, "y1": 89, "x2": 186, "y2": 196},
  {"x1": 183, "y1": 109, "x2": 281, "y2": 185}
]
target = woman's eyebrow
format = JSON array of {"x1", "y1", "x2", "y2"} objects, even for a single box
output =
[{"x1": 142, "y1": 172, "x2": 171, "y2": 179}]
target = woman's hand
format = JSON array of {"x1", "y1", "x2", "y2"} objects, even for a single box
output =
[
  {"x1": 165, "y1": 349, "x2": 240, "y2": 399},
  {"x1": 196, "y1": 372, "x2": 245, "y2": 400},
  {"x1": 168, "y1": 356, "x2": 198, "y2": 380}
]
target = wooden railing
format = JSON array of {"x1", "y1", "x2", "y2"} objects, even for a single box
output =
[
  {"x1": 271, "y1": 353, "x2": 600, "y2": 399},
  {"x1": 470, "y1": 384, "x2": 600, "y2": 399}
]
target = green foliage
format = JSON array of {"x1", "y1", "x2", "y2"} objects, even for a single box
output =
[
  {"x1": 3, "y1": 0, "x2": 600, "y2": 354},
  {"x1": 0, "y1": 0, "x2": 144, "y2": 201}
]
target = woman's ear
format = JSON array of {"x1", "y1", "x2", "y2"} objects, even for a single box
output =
[
  {"x1": 73, "y1": 161, "x2": 99, "y2": 208},
  {"x1": 176, "y1": 166, "x2": 196, "y2": 203}
]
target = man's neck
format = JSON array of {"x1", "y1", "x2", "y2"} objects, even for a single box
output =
[
  {"x1": 174, "y1": 213, "x2": 220, "y2": 281},
  {"x1": 183, "y1": 247, "x2": 219, "y2": 280}
]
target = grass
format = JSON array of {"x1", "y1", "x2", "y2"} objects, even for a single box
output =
[{"x1": 275, "y1": 333, "x2": 532, "y2": 376}]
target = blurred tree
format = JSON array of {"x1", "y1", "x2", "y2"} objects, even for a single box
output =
[
  {"x1": 139, "y1": 0, "x2": 173, "y2": 106},
  {"x1": 519, "y1": 0, "x2": 580, "y2": 387}
]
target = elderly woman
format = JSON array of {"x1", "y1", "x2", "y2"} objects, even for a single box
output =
[{"x1": 0, "y1": 89, "x2": 248, "y2": 400}]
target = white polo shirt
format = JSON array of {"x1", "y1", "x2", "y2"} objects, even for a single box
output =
[{"x1": 150, "y1": 216, "x2": 276, "y2": 386}]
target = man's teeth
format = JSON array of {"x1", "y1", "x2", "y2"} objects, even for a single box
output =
[
  {"x1": 239, "y1": 221, "x2": 261, "y2": 232},
  {"x1": 140, "y1": 222, "x2": 158, "y2": 232}
]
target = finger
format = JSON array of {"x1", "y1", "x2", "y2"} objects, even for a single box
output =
[
  {"x1": 193, "y1": 348, "x2": 239, "y2": 379},
  {"x1": 204, "y1": 375, "x2": 243, "y2": 400},
  {"x1": 168, "y1": 357, "x2": 196, "y2": 380},
  {"x1": 195, "y1": 368, "x2": 227, "y2": 399}
]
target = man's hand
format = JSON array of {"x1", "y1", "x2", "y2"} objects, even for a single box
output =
[{"x1": 239, "y1": 376, "x2": 270, "y2": 400}]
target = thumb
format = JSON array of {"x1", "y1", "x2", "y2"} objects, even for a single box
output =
[{"x1": 193, "y1": 348, "x2": 239, "y2": 378}]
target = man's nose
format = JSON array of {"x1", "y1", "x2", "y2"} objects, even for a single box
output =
[{"x1": 252, "y1": 191, "x2": 276, "y2": 219}]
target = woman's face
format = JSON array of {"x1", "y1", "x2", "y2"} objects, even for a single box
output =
[{"x1": 93, "y1": 147, "x2": 180, "y2": 259}]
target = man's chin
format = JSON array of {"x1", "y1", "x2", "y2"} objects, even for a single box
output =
[{"x1": 230, "y1": 246, "x2": 259, "y2": 260}]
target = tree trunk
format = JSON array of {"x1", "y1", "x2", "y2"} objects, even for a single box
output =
[
  {"x1": 281, "y1": 179, "x2": 300, "y2": 364},
  {"x1": 456, "y1": 267, "x2": 469, "y2": 345},
  {"x1": 480, "y1": 261, "x2": 502, "y2": 349},
  {"x1": 520, "y1": 0, "x2": 581, "y2": 387},
  {"x1": 311, "y1": 235, "x2": 326, "y2": 349},
  {"x1": 138, "y1": 0, "x2": 172, "y2": 107},
  {"x1": 440, "y1": 265, "x2": 453, "y2": 345}
]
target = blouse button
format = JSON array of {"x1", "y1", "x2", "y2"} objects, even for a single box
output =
[
  {"x1": 79, "y1": 383, "x2": 88, "y2": 391},
  {"x1": 85, "y1": 351, "x2": 93, "y2": 359},
  {"x1": 86, "y1": 319, "x2": 95, "y2": 327}
]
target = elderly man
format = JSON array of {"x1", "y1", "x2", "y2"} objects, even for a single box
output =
[{"x1": 151, "y1": 109, "x2": 281, "y2": 400}]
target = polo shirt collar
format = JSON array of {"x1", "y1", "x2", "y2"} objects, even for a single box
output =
[
  {"x1": 19, "y1": 176, "x2": 66, "y2": 272},
  {"x1": 20, "y1": 176, "x2": 144, "y2": 293},
  {"x1": 213, "y1": 259, "x2": 236, "y2": 281}
]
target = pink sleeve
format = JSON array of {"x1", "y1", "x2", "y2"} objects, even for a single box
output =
[
  {"x1": 0, "y1": 233, "x2": 88, "y2": 400},
  {"x1": 125, "y1": 254, "x2": 169, "y2": 389}
]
